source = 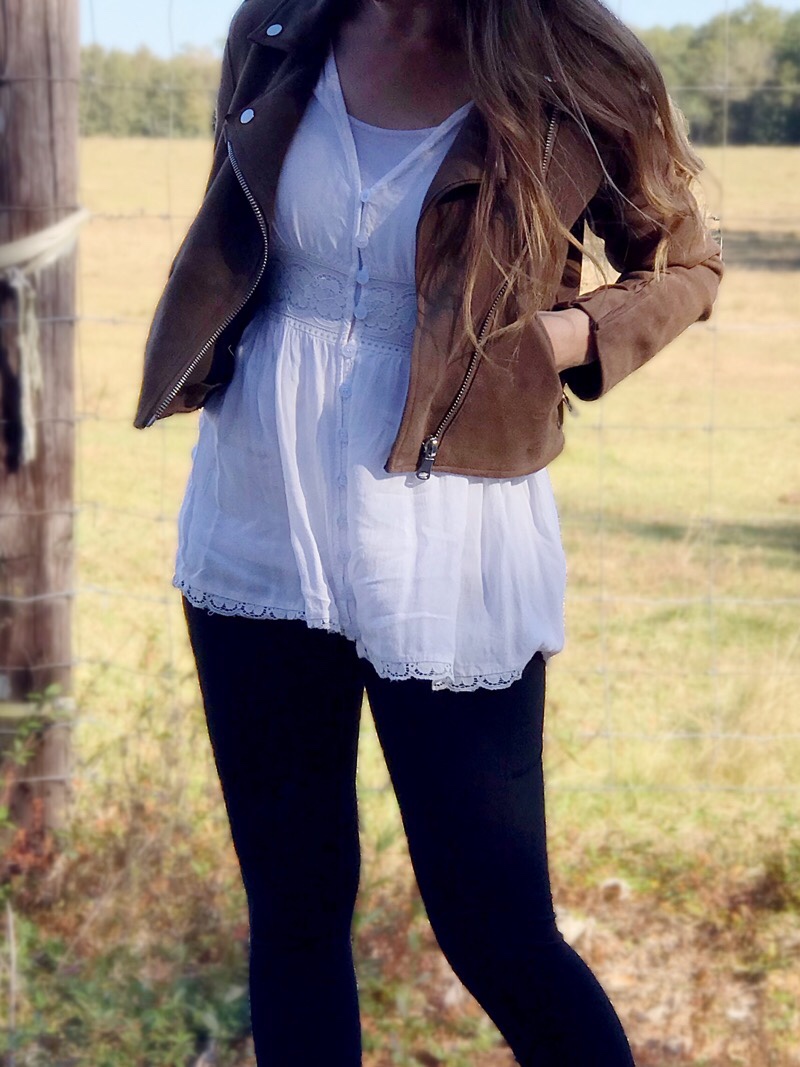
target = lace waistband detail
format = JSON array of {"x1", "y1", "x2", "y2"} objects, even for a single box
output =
[{"x1": 262, "y1": 248, "x2": 418, "y2": 349}]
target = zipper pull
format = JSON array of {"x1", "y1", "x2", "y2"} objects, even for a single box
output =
[
  {"x1": 416, "y1": 435, "x2": 440, "y2": 480},
  {"x1": 561, "y1": 390, "x2": 577, "y2": 417}
]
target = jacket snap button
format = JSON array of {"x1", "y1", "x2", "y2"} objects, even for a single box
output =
[
  {"x1": 240, "y1": 108, "x2": 255, "y2": 124},
  {"x1": 266, "y1": 23, "x2": 283, "y2": 36}
]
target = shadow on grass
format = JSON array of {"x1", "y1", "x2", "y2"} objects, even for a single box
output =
[
  {"x1": 635, "y1": 518, "x2": 799, "y2": 557},
  {"x1": 568, "y1": 513, "x2": 800, "y2": 564},
  {"x1": 717, "y1": 229, "x2": 800, "y2": 271}
]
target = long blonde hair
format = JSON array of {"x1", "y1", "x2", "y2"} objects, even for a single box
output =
[{"x1": 451, "y1": 0, "x2": 707, "y2": 354}]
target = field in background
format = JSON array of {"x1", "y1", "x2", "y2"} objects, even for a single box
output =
[{"x1": 33, "y1": 140, "x2": 799, "y2": 1064}]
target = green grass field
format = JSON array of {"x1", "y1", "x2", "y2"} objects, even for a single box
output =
[{"x1": 3, "y1": 140, "x2": 797, "y2": 1066}]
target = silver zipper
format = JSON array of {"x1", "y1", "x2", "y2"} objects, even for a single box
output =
[
  {"x1": 542, "y1": 107, "x2": 559, "y2": 181},
  {"x1": 416, "y1": 281, "x2": 508, "y2": 480},
  {"x1": 416, "y1": 106, "x2": 561, "y2": 479},
  {"x1": 558, "y1": 389, "x2": 577, "y2": 428},
  {"x1": 145, "y1": 139, "x2": 270, "y2": 427}
]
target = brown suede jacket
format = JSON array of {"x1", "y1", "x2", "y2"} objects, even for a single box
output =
[{"x1": 133, "y1": 0, "x2": 724, "y2": 479}]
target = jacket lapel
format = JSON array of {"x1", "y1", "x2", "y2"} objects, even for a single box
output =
[
  {"x1": 225, "y1": 57, "x2": 324, "y2": 222},
  {"x1": 224, "y1": 0, "x2": 339, "y2": 221},
  {"x1": 420, "y1": 106, "x2": 488, "y2": 216}
]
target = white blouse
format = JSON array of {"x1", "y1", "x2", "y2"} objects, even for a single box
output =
[{"x1": 173, "y1": 50, "x2": 567, "y2": 692}]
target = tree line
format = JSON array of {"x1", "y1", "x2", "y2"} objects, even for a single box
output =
[
  {"x1": 80, "y1": 2, "x2": 800, "y2": 144},
  {"x1": 80, "y1": 44, "x2": 219, "y2": 138},
  {"x1": 641, "y1": 2, "x2": 800, "y2": 144}
]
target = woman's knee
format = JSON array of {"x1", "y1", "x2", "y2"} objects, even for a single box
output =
[{"x1": 246, "y1": 826, "x2": 362, "y2": 946}]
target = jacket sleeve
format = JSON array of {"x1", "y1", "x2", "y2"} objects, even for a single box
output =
[{"x1": 558, "y1": 141, "x2": 724, "y2": 402}]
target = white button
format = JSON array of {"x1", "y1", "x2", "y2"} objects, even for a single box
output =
[
  {"x1": 355, "y1": 234, "x2": 368, "y2": 249},
  {"x1": 360, "y1": 189, "x2": 371, "y2": 204},
  {"x1": 356, "y1": 265, "x2": 369, "y2": 285},
  {"x1": 240, "y1": 108, "x2": 255, "y2": 124},
  {"x1": 266, "y1": 23, "x2": 283, "y2": 36},
  {"x1": 337, "y1": 474, "x2": 348, "y2": 488},
  {"x1": 342, "y1": 342, "x2": 357, "y2": 356},
  {"x1": 353, "y1": 301, "x2": 367, "y2": 320},
  {"x1": 340, "y1": 383, "x2": 352, "y2": 398}
]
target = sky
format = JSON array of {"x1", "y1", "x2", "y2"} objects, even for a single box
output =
[{"x1": 80, "y1": 0, "x2": 800, "y2": 56}]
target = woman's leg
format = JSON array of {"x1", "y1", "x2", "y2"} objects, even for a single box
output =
[
  {"x1": 183, "y1": 601, "x2": 365, "y2": 1066},
  {"x1": 363, "y1": 654, "x2": 636, "y2": 1067}
]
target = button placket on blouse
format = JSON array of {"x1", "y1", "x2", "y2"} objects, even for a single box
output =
[{"x1": 332, "y1": 191, "x2": 374, "y2": 625}]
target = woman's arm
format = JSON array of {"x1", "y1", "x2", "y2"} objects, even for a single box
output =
[
  {"x1": 547, "y1": 141, "x2": 724, "y2": 397},
  {"x1": 538, "y1": 307, "x2": 594, "y2": 373}
]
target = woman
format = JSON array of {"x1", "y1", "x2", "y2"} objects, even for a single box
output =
[{"x1": 135, "y1": 0, "x2": 723, "y2": 1063}]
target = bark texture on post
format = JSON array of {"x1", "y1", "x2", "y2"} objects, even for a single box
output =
[{"x1": 0, "y1": 0, "x2": 79, "y2": 833}]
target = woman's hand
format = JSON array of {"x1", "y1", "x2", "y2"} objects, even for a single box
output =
[{"x1": 538, "y1": 307, "x2": 594, "y2": 373}]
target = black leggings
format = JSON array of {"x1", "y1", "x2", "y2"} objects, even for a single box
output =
[{"x1": 183, "y1": 599, "x2": 635, "y2": 1067}]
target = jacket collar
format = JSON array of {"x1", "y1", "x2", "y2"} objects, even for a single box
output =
[{"x1": 246, "y1": 0, "x2": 347, "y2": 52}]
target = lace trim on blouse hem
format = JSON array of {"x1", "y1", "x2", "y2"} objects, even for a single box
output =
[
  {"x1": 372, "y1": 661, "x2": 525, "y2": 693},
  {"x1": 175, "y1": 580, "x2": 528, "y2": 693},
  {"x1": 176, "y1": 580, "x2": 339, "y2": 630}
]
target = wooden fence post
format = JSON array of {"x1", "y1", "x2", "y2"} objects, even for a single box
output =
[{"x1": 0, "y1": 0, "x2": 80, "y2": 840}]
